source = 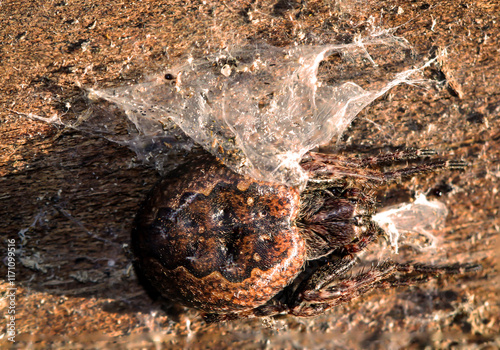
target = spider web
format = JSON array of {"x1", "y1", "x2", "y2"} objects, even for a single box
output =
[{"x1": 89, "y1": 32, "x2": 432, "y2": 187}]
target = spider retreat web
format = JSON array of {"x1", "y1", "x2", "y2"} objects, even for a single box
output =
[{"x1": 89, "y1": 32, "x2": 433, "y2": 188}]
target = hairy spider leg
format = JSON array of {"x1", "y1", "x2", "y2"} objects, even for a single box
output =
[
  {"x1": 381, "y1": 160, "x2": 466, "y2": 182},
  {"x1": 303, "y1": 152, "x2": 466, "y2": 185},
  {"x1": 305, "y1": 149, "x2": 437, "y2": 168},
  {"x1": 288, "y1": 260, "x2": 481, "y2": 317},
  {"x1": 359, "y1": 149, "x2": 437, "y2": 166}
]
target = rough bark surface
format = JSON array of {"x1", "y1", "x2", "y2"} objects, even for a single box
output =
[{"x1": 1, "y1": 0, "x2": 498, "y2": 348}]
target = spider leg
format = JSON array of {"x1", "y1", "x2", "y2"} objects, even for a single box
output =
[
  {"x1": 290, "y1": 260, "x2": 397, "y2": 317},
  {"x1": 381, "y1": 160, "x2": 466, "y2": 183},
  {"x1": 302, "y1": 151, "x2": 465, "y2": 186},
  {"x1": 305, "y1": 149, "x2": 437, "y2": 168},
  {"x1": 203, "y1": 302, "x2": 289, "y2": 322},
  {"x1": 290, "y1": 224, "x2": 384, "y2": 304},
  {"x1": 358, "y1": 149, "x2": 437, "y2": 166},
  {"x1": 295, "y1": 255, "x2": 359, "y2": 294},
  {"x1": 301, "y1": 156, "x2": 386, "y2": 184},
  {"x1": 288, "y1": 260, "x2": 481, "y2": 318}
]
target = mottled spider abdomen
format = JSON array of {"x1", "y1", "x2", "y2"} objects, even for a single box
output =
[{"x1": 132, "y1": 158, "x2": 307, "y2": 312}]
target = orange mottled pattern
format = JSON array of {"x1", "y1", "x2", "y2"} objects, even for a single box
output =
[{"x1": 133, "y1": 157, "x2": 307, "y2": 312}]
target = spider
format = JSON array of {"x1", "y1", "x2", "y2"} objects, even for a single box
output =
[{"x1": 131, "y1": 150, "x2": 480, "y2": 321}]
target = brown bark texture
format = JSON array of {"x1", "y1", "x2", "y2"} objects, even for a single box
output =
[{"x1": 0, "y1": 0, "x2": 498, "y2": 348}]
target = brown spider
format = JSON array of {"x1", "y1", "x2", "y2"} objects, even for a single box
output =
[{"x1": 131, "y1": 150, "x2": 480, "y2": 321}]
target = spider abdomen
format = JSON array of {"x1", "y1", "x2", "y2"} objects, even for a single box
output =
[{"x1": 132, "y1": 158, "x2": 307, "y2": 312}]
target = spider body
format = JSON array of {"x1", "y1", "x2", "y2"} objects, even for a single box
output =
[
  {"x1": 132, "y1": 151, "x2": 479, "y2": 319},
  {"x1": 133, "y1": 159, "x2": 306, "y2": 312}
]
